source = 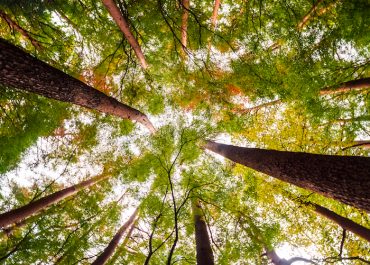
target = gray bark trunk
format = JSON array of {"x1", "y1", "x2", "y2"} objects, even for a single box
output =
[
  {"x1": 204, "y1": 141, "x2": 370, "y2": 212},
  {"x1": 0, "y1": 38, "x2": 154, "y2": 132}
]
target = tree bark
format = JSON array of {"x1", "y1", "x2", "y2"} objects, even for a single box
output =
[
  {"x1": 319, "y1": 78, "x2": 370, "y2": 95},
  {"x1": 0, "y1": 11, "x2": 43, "y2": 51},
  {"x1": 0, "y1": 174, "x2": 109, "y2": 228},
  {"x1": 204, "y1": 141, "x2": 370, "y2": 212},
  {"x1": 305, "y1": 202, "x2": 370, "y2": 242},
  {"x1": 101, "y1": 0, "x2": 148, "y2": 69},
  {"x1": 0, "y1": 38, "x2": 155, "y2": 132},
  {"x1": 180, "y1": 0, "x2": 190, "y2": 58},
  {"x1": 192, "y1": 199, "x2": 215, "y2": 265},
  {"x1": 91, "y1": 208, "x2": 138, "y2": 265}
]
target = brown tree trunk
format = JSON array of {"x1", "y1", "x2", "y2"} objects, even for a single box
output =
[
  {"x1": 207, "y1": 0, "x2": 221, "y2": 52},
  {"x1": 204, "y1": 141, "x2": 370, "y2": 212},
  {"x1": 297, "y1": 0, "x2": 324, "y2": 30},
  {"x1": 192, "y1": 199, "x2": 214, "y2": 265},
  {"x1": 210, "y1": 0, "x2": 221, "y2": 31},
  {"x1": 0, "y1": 174, "x2": 109, "y2": 228},
  {"x1": 91, "y1": 208, "x2": 138, "y2": 265},
  {"x1": 108, "y1": 218, "x2": 137, "y2": 264},
  {"x1": 0, "y1": 38, "x2": 155, "y2": 132},
  {"x1": 101, "y1": 0, "x2": 148, "y2": 69},
  {"x1": 0, "y1": 11, "x2": 43, "y2": 51},
  {"x1": 343, "y1": 140, "x2": 370, "y2": 150},
  {"x1": 180, "y1": 0, "x2": 190, "y2": 58},
  {"x1": 319, "y1": 78, "x2": 370, "y2": 95},
  {"x1": 305, "y1": 202, "x2": 370, "y2": 242}
]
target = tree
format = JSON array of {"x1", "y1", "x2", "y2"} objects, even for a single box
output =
[
  {"x1": 192, "y1": 198, "x2": 214, "y2": 265},
  {"x1": 0, "y1": 10, "x2": 42, "y2": 51},
  {"x1": 0, "y1": 38, "x2": 155, "y2": 132},
  {"x1": 204, "y1": 140, "x2": 370, "y2": 212},
  {"x1": 298, "y1": 200, "x2": 370, "y2": 242},
  {"x1": 92, "y1": 208, "x2": 138, "y2": 265},
  {"x1": 1, "y1": 0, "x2": 370, "y2": 264},
  {"x1": 101, "y1": 0, "x2": 148, "y2": 69},
  {"x1": 0, "y1": 172, "x2": 109, "y2": 228},
  {"x1": 180, "y1": 0, "x2": 190, "y2": 58}
]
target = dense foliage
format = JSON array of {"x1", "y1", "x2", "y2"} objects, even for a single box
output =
[{"x1": 0, "y1": 0, "x2": 369, "y2": 264}]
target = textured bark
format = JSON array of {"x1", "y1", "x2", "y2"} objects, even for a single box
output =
[
  {"x1": 204, "y1": 141, "x2": 370, "y2": 212},
  {"x1": 192, "y1": 199, "x2": 214, "y2": 265},
  {"x1": 91, "y1": 208, "x2": 138, "y2": 265},
  {"x1": 0, "y1": 174, "x2": 109, "y2": 228},
  {"x1": 180, "y1": 0, "x2": 190, "y2": 58},
  {"x1": 319, "y1": 78, "x2": 370, "y2": 95},
  {"x1": 306, "y1": 202, "x2": 370, "y2": 242},
  {"x1": 0, "y1": 11, "x2": 42, "y2": 51},
  {"x1": 101, "y1": 0, "x2": 148, "y2": 69},
  {"x1": 0, "y1": 39, "x2": 155, "y2": 132}
]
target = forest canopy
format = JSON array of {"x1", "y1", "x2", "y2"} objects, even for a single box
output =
[{"x1": 0, "y1": 0, "x2": 369, "y2": 264}]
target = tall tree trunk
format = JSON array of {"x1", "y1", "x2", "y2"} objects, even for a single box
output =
[
  {"x1": 319, "y1": 77, "x2": 370, "y2": 95},
  {"x1": 204, "y1": 141, "x2": 370, "y2": 212},
  {"x1": 0, "y1": 11, "x2": 43, "y2": 51},
  {"x1": 297, "y1": 0, "x2": 324, "y2": 30},
  {"x1": 343, "y1": 140, "x2": 370, "y2": 150},
  {"x1": 207, "y1": 0, "x2": 221, "y2": 51},
  {"x1": 101, "y1": 0, "x2": 148, "y2": 69},
  {"x1": 108, "y1": 218, "x2": 137, "y2": 264},
  {"x1": 180, "y1": 0, "x2": 190, "y2": 58},
  {"x1": 0, "y1": 38, "x2": 155, "y2": 132},
  {"x1": 192, "y1": 199, "x2": 214, "y2": 265},
  {"x1": 91, "y1": 208, "x2": 138, "y2": 265},
  {"x1": 210, "y1": 0, "x2": 221, "y2": 31},
  {"x1": 0, "y1": 174, "x2": 109, "y2": 228},
  {"x1": 303, "y1": 201, "x2": 370, "y2": 242}
]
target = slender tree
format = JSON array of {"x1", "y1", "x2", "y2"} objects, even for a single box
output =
[
  {"x1": 207, "y1": 0, "x2": 220, "y2": 51},
  {"x1": 343, "y1": 140, "x2": 370, "y2": 150},
  {"x1": 91, "y1": 208, "x2": 138, "y2": 265},
  {"x1": 0, "y1": 10, "x2": 43, "y2": 51},
  {"x1": 0, "y1": 173, "x2": 109, "y2": 228},
  {"x1": 108, "y1": 219, "x2": 137, "y2": 264},
  {"x1": 0, "y1": 38, "x2": 155, "y2": 132},
  {"x1": 301, "y1": 201, "x2": 370, "y2": 242},
  {"x1": 319, "y1": 77, "x2": 370, "y2": 95},
  {"x1": 101, "y1": 0, "x2": 148, "y2": 69},
  {"x1": 204, "y1": 141, "x2": 370, "y2": 212},
  {"x1": 180, "y1": 0, "x2": 190, "y2": 58},
  {"x1": 192, "y1": 198, "x2": 214, "y2": 265},
  {"x1": 210, "y1": 0, "x2": 220, "y2": 31},
  {"x1": 297, "y1": 0, "x2": 324, "y2": 30}
]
